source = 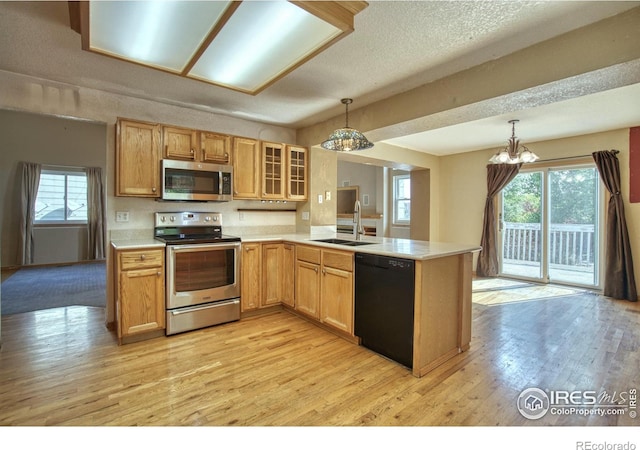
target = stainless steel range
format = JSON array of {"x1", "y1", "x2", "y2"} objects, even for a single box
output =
[{"x1": 154, "y1": 212, "x2": 241, "y2": 335}]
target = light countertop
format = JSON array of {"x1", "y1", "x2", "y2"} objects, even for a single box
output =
[
  {"x1": 111, "y1": 238, "x2": 165, "y2": 250},
  {"x1": 110, "y1": 233, "x2": 480, "y2": 260},
  {"x1": 239, "y1": 233, "x2": 481, "y2": 261}
]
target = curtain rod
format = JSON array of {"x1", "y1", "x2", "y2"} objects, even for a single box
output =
[
  {"x1": 537, "y1": 149, "x2": 619, "y2": 163},
  {"x1": 42, "y1": 163, "x2": 87, "y2": 171}
]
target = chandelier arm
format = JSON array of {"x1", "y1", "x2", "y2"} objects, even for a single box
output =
[{"x1": 488, "y1": 119, "x2": 538, "y2": 164}]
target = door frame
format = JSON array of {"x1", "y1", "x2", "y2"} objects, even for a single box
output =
[{"x1": 497, "y1": 159, "x2": 605, "y2": 290}]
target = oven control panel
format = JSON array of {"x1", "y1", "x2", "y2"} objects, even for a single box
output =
[{"x1": 155, "y1": 212, "x2": 221, "y2": 227}]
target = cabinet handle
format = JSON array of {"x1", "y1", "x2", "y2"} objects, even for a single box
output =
[
  {"x1": 190, "y1": 148, "x2": 195, "y2": 154},
  {"x1": 152, "y1": 187, "x2": 157, "y2": 192},
  {"x1": 322, "y1": 268, "x2": 326, "y2": 275},
  {"x1": 140, "y1": 254, "x2": 146, "y2": 261},
  {"x1": 314, "y1": 267, "x2": 318, "y2": 273},
  {"x1": 157, "y1": 271, "x2": 162, "y2": 276}
]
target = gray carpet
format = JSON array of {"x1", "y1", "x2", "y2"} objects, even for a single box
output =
[{"x1": 1, "y1": 262, "x2": 106, "y2": 315}]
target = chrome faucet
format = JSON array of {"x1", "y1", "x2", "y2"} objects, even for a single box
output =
[{"x1": 353, "y1": 200, "x2": 364, "y2": 240}]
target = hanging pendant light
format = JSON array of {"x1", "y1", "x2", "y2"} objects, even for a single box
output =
[
  {"x1": 321, "y1": 98, "x2": 374, "y2": 152},
  {"x1": 489, "y1": 119, "x2": 539, "y2": 164}
]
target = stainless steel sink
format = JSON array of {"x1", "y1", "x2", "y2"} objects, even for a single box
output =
[
  {"x1": 342, "y1": 241, "x2": 376, "y2": 246},
  {"x1": 311, "y1": 238, "x2": 375, "y2": 247}
]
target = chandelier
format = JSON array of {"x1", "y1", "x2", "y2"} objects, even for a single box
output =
[
  {"x1": 489, "y1": 120, "x2": 539, "y2": 164},
  {"x1": 321, "y1": 98, "x2": 374, "y2": 152}
]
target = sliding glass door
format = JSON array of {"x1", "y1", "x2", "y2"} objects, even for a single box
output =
[
  {"x1": 499, "y1": 165, "x2": 601, "y2": 288},
  {"x1": 500, "y1": 171, "x2": 544, "y2": 280}
]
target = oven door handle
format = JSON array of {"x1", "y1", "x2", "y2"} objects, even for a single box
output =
[
  {"x1": 168, "y1": 242, "x2": 241, "y2": 253},
  {"x1": 169, "y1": 299, "x2": 240, "y2": 315}
]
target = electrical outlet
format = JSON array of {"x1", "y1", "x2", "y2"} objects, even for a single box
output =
[
  {"x1": 116, "y1": 211, "x2": 129, "y2": 222},
  {"x1": 302, "y1": 211, "x2": 310, "y2": 221},
  {"x1": 325, "y1": 191, "x2": 331, "y2": 201},
  {"x1": 363, "y1": 194, "x2": 370, "y2": 206},
  {"x1": 318, "y1": 194, "x2": 323, "y2": 204}
]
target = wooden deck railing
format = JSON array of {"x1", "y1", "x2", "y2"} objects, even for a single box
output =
[{"x1": 503, "y1": 222, "x2": 595, "y2": 267}]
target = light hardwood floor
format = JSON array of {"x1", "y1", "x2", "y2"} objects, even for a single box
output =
[{"x1": 0, "y1": 291, "x2": 639, "y2": 426}]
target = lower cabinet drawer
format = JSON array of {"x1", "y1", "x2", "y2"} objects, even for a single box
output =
[
  {"x1": 166, "y1": 298, "x2": 240, "y2": 335},
  {"x1": 119, "y1": 249, "x2": 163, "y2": 270},
  {"x1": 296, "y1": 245, "x2": 321, "y2": 264}
]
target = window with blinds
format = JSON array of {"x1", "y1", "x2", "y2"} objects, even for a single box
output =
[{"x1": 35, "y1": 169, "x2": 88, "y2": 223}]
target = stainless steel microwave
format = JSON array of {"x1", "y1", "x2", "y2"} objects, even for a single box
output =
[{"x1": 161, "y1": 159, "x2": 233, "y2": 202}]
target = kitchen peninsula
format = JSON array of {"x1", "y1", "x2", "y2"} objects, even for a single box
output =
[
  {"x1": 239, "y1": 233, "x2": 481, "y2": 378},
  {"x1": 112, "y1": 228, "x2": 479, "y2": 378}
]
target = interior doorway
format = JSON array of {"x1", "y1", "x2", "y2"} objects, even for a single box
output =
[{"x1": 499, "y1": 164, "x2": 602, "y2": 288}]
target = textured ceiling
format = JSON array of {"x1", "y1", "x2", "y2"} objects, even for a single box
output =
[{"x1": 1, "y1": 1, "x2": 640, "y2": 157}]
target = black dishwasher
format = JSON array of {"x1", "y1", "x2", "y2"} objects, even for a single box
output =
[{"x1": 354, "y1": 252, "x2": 415, "y2": 368}]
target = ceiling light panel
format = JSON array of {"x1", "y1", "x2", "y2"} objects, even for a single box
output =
[
  {"x1": 189, "y1": 1, "x2": 342, "y2": 93},
  {"x1": 89, "y1": 1, "x2": 231, "y2": 72},
  {"x1": 79, "y1": 1, "x2": 368, "y2": 94}
]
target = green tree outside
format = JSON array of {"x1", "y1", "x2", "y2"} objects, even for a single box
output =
[{"x1": 503, "y1": 168, "x2": 596, "y2": 225}]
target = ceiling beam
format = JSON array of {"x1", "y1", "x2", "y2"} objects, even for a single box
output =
[{"x1": 297, "y1": 6, "x2": 640, "y2": 147}]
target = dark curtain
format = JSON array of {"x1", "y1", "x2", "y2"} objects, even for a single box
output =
[
  {"x1": 86, "y1": 167, "x2": 106, "y2": 260},
  {"x1": 592, "y1": 150, "x2": 637, "y2": 301},
  {"x1": 18, "y1": 161, "x2": 41, "y2": 265},
  {"x1": 476, "y1": 163, "x2": 521, "y2": 277}
]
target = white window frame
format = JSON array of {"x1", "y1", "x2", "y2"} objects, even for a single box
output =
[
  {"x1": 392, "y1": 173, "x2": 411, "y2": 226},
  {"x1": 35, "y1": 167, "x2": 88, "y2": 225}
]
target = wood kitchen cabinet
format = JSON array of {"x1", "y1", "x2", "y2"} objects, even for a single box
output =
[
  {"x1": 262, "y1": 242, "x2": 283, "y2": 307},
  {"x1": 113, "y1": 246, "x2": 165, "y2": 344},
  {"x1": 233, "y1": 138, "x2": 307, "y2": 201},
  {"x1": 319, "y1": 249, "x2": 354, "y2": 334},
  {"x1": 163, "y1": 125, "x2": 198, "y2": 161},
  {"x1": 282, "y1": 243, "x2": 295, "y2": 307},
  {"x1": 241, "y1": 242, "x2": 262, "y2": 312},
  {"x1": 232, "y1": 137, "x2": 261, "y2": 199},
  {"x1": 116, "y1": 118, "x2": 161, "y2": 197},
  {"x1": 261, "y1": 143, "x2": 308, "y2": 201},
  {"x1": 243, "y1": 242, "x2": 295, "y2": 312},
  {"x1": 295, "y1": 245, "x2": 354, "y2": 334},
  {"x1": 295, "y1": 245, "x2": 321, "y2": 319},
  {"x1": 285, "y1": 145, "x2": 308, "y2": 201},
  {"x1": 200, "y1": 131, "x2": 231, "y2": 164},
  {"x1": 162, "y1": 126, "x2": 232, "y2": 164},
  {"x1": 261, "y1": 142, "x2": 284, "y2": 200}
]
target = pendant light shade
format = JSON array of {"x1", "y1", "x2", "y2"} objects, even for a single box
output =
[
  {"x1": 321, "y1": 98, "x2": 374, "y2": 152},
  {"x1": 489, "y1": 120, "x2": 539, "y2": 164}
]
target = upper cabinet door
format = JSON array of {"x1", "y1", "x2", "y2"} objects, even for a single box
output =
[
  {"x1": 232, "y1": 137, "x2": 260, "y2": 199},
  {"x1": 116, "y1": 118, "x2": 161, "y2": 197},
  {"x1": 200, "y1": 132, "x2": 231, "y2": 164},
  {"x1": 163, "y1": 126, "x2": 198, "y2": 161},
  {"x1": 261, "y1": 141, "x2": 284, "y2": 200},
  {"x1": 286, "y1": 145, "x2": 308, "y2": 201}
]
